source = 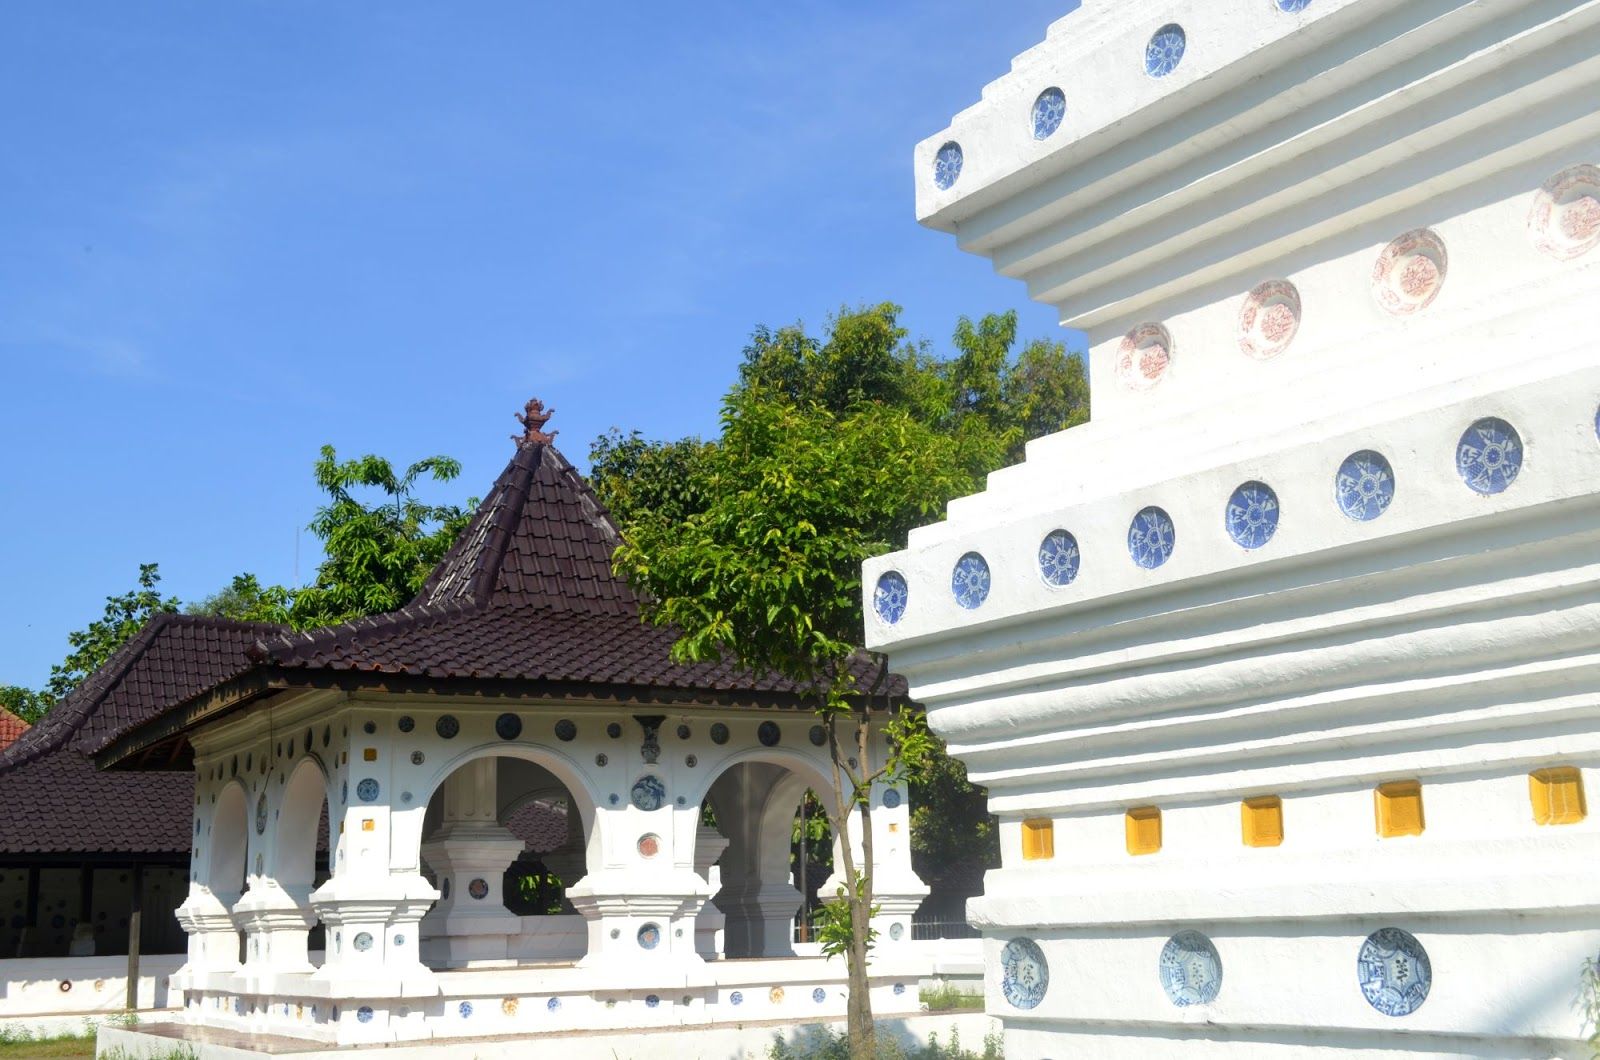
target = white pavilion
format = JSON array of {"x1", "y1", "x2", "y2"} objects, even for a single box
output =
[{"x1": 85, "y1": 405, "x2": 932, "y2": 1048}]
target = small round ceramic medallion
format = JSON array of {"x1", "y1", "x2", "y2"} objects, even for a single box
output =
[
  {"x1": 999, "y1": 937, "x2": 1049, "y2": 1010},
  {"x1": 1371, "y1": 229, "x2": 1447, "y2": 315},
  {"x1": 1336, "y1": 450, "x2": 1395, "y2": 522},
  {"x1": 1238, "y1": 280, "x2": 1301, "y2": 360},
  {"x1": 1455, "y1": 417, "x2": 1522, "y2": 495},
  {"x1": 933, "y1": 142, "x2": 963, "y2": 191},
  {"x1": 467, "y1": 878, "x2": 489, "y2": 900},
  {"x1": 1159, "y1": 930, "x2": 1222, "y2": 1006},
  {"x1": 1358, "y1": 927, "x2": 1432, "y2": 1017},
  {"x1": 631, "y1": 775, "x2": 667, "y2": 811},
  {"x1": 874, "y1": 571, "x2": 908, "y2": 624},
  {"x1": 1115, "y1": 323, "x2": 1173, "y2": 391},
  {"x1": 1528, "y1": 164, "x2": 1600, "y2": 260}
]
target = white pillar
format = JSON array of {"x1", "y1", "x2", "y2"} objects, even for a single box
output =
[
  {"x1": 693, "y1": 821, "x2": 730, "y2": 959},
  {"x1": 566, "y1": 795, "x2": 711, "y2": 969},
  {"x1": 710, "y1": 763, "x2": 804, "y2": 958}
]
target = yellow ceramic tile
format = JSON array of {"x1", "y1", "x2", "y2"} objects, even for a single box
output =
[
  {"x1": 1021, "y1": 818, "x2": 1054, "y2": 860},
  {"x1": 1530, "y1": 767, "x2": 1586, "y2": 825},
  {"x1": 1375, "y1": 781, "x2": 1424, "y2": 837},
  {"x1": 1241, "y1": 795, "x2": 1283, "y2": 847},
  {"x1": 1125, "y1": 806, "x2": 1161, "y2": 855}
]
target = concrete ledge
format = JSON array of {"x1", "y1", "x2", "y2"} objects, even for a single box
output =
[{"x1": 97, "y1": 1011, "x2": 1002, "y2": 1059}]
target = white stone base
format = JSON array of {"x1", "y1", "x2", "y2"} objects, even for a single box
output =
[
  {"x1": 97, "y1": 1009, "x2": 1000, "y2": 1059},
  {"x1": 1001, "y1": 1025, "x2": 1589, "y2": 1060}
]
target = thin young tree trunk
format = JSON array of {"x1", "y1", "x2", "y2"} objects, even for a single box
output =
[{"x1": 825, "y1": 707, "x2": 876, "y2": 1060}]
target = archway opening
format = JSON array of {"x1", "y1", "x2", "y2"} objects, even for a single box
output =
[
  {"x1": 276, "y1": 758, "x2": 331, "y2": 961},
  {"x1": 208, "y1": 782, "x2": 248, "y2": 963},
  {"x1": 704, "y1": 759, "x2": 838, "y2": 959},
  {"x1": 417, "y1": 754, "x2": 592, "y2": 968}
]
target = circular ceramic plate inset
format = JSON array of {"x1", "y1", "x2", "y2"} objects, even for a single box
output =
[
  {"x1": 1529, "y1": 164, "x2": 1600, "y2": 260},
  {"x1": 1038, "y1": 529, "x2": 1081, "y2": 587},
  {"x1": 1127, "y1": 506, "x2": 1176, "y2": 569},
  {"x1": 637, "y1": 923, "x2": 661, "y2": 950},
  {"x1": 637, "y1": 833, "x2": 661, "y2": 859},
  {"x1": 1336, "y1": 450, "x2": 1396, "y2": 521},
  {"x1": 1238, "y1": 280, "x2": 1302, "y2": 360},
  {"x1": 1159, "y1": 930, "x2": 1222, "y2": 1006},
  {"x1": 1225, "y1": 481, "x2": 1280, "y2": 550},
  {"x1": 950, "y1": 552, "x2": 991, "y2": 610},
  {"x1": 1115, "y1": 323, "x2": 1174, "y2": 392},
  {"x1": 1371, "y1": 229, "x2": 1447, "y2": 316},
  {"x1": 1455, "y1": 417, "x2": 1523, "y2": 495},
  {"x1": 933, "y1": 142, "x2": 963, "y2": 190},
  {"x1": 467, "y1": 877, "x2": 489, "y2": 901},
  {"x1": 631, "y1": 775, "x2": 667, "y2": 811},
  {"x1": 1358, "y1": 927, "x2": 1432, "y2": 1016},
  {"x1": 1032, "y1": 87, "x2": 1066, "y2": 140},
  {"x1": 999, "y1": 937, "x2": 1049, "y2": 1010},
  {"x1": 874, "y1": 571, "x2": 908, "y2": 624}
]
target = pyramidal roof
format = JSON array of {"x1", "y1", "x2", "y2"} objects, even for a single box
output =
[
  {"x1": 88, "y1": 400, "x2": 905, "y2": 769},
  {"x1": 412, "y1": 416, "x2": 638, "y2": 616}
]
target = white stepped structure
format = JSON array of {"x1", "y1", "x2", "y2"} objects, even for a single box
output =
[{"x1": 865, "y1": 1, "x2": 1600, "y2": 1056}]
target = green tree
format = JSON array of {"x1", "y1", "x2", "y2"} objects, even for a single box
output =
[
  {"x1": 587, "y1": 429, "x2": 716, "y2": 531},
  {"x1": 613, "y1": 388, "x2": 964, "y2": 1056},
  {"x1": 185, "y1": 573, "x2": 289, "y2": 624},
  {"x1": 0, "y1": 685, "x2": 53, "y2": 726},
  {"x1": 205, "y1": 447, "x2": 474, "y2": 631},
  {"x1": 602, "y1": 303, "x2": 1088, "y2": 1058}
]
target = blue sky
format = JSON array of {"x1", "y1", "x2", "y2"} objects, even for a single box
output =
[{"x1": 0, "y1": 1, "x2": 1078, "y2": 690}]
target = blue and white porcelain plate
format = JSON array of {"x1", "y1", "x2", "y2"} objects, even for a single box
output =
[
  {"x1": 1455, "y1": 417, "x2": 1522, "y2": 495},
  {"x1": 934, "y1": 142, "x2": 963, "y2": 190},
  {"x1": 1336, "y1": 450, "x2": 1395, "y2": 521},
  {"x1": 356, "y1": 778, "x2": 379, "y2": 803},
  {"x1": 638, "y1": 923, "x2": 661, "y2": 950},
  {"x1": 631, "y1": 775, "x2": 667, "y2": 811},
  {"x1": 1145, "y1": 24, "x2": 1186, "y2": 77},
  {"x1": 882, "y1": 788, "x2": 902, "y2": 809},
  {"x1": 495, "y1": 712, "x2": 522, "y2": 740},
  {"x1": 1128, "y1": 506, "x2": 1176, "y2": 569},
  {"x1": 1038, "y1": 529, "x2": 1080, "y2": 587},
  {"x1": 1159, "y1": 930, "x2": 1222, "y2": 1006},
  {"x1": 951, "y1": 552, "x2": 991, "y2": 609},
  {"x1": 1031, "y1": 87, "x2": 1066, "y2": 140},
  {"x1": 999, "y1": 937, "x2": 1049, "y2": 1010},
  {"x1": 874, "y1": 571, "x2": 908, "y2": 624},
  {"x1": 1225, "y1": 481, "x2": 1280, "y2": 550},
  {"x1": 1358, "y1": 927, "x2": 1431, "y2": 1016}
]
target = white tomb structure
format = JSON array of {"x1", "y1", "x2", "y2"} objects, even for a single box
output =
[
  {"x1": 91, "y1": 409, "x2": 932, "y2": 1046},
  {"x1": 864, "y1": 1, "x2": 1600, "y2": 1056}
]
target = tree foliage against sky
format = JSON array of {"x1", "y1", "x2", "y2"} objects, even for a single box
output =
[{"x1": 596, "y1": 301, "x2": 1087, "y2": 1058}]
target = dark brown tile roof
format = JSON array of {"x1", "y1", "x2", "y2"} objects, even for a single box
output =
[
  {"x1": 0, "y1": 615, "x2": 281, "y2": 855},
  {"x1": 91, "y1": 430, "x2": 905, "y2": 766},
  {"x1": 244, "y1": 441, "x2": 898, "y2": 698}
]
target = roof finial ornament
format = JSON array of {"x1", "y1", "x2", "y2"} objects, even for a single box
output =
[{"x1": 513, "y1": 398, "x2": 558, "y2": 448}]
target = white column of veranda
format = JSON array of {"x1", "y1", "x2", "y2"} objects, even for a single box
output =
[
  {"x1": 174, "y1": 761, "x2": 247, "y2": 994},
  {"x1": 821, "y1": 727, "x2": 928, "y2": 946},
  {"x1": 566, "y1": 775, "x2": 713, "y2": 969},
  {"x1": 710, "y1": 762, "x2": 806, "y2": 958},
  {"x1": 309, "y1": 733, "x2": 437, "y2": 1010}
]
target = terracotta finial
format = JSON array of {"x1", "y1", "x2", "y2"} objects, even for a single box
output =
[{"x1": 513, "y1": 398, "x2": 558, "y2": 448}]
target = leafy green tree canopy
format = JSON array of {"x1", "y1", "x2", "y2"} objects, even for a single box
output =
[{"x1": 603, "y1": 301, "x2": 1088, "y2": 1059}]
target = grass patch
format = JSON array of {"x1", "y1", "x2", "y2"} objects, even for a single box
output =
[
  {"x1": 767, "y1": 1023, "x2": 1001, "y2": 1059},
  {"x1": 919, "y1": 981, "x2": 985, "y2": 1012},
  {"x1": 0, "y1": 1031, "x2": 95, "y2": 1058}
]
